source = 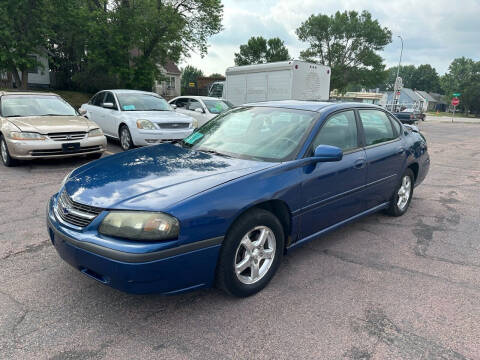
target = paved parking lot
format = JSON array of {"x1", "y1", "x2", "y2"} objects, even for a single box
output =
[{"x1": 1, "y1": 122, "x2": 479, "y2": 360}]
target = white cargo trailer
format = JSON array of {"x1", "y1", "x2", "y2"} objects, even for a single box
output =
[{"x1": 223, "y1": 60, "x2": 331, "y2": 106}]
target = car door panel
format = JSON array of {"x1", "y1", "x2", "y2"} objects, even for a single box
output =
[
  {"x1": 359, "y1": 109, "x2": 406, "y2": 209},
  {"x1": 101, "y1": 92, "x2": 120, "y2": 136}
]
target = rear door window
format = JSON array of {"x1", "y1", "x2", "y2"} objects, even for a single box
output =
[
  {"x1": 92, "y1": 92, "x2": 105, "y2": 106},
  {"x1": 359, "y1": 110, "x2": 397, "y2": 146}
]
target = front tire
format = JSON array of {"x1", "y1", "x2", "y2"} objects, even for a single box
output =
[
  {"x1": 119, "y1": 125, "x2": 134, "y2": 151},
  {"x1": 216, "y1": 209, "x2": 284, "y2": 297},
  {"x1": 386, "y1": 168, "x2": 414, "y2": 216},
  {"x1": 1, "y1": 135, "x2": 18, "y2": 167}
]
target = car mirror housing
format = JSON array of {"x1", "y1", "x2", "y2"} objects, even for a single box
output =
[
  {"x1": 195, "y1": 108, "x2": 205, "y2": 114},
  {"x1": 171, "y1": 104, "x2": 177, "y2": 109},
  {"x1": 313, "y1": 145, "x2": 343, "y2": 162},
  {"x1": 102, "y1": 102, "x2": 116, "y2": 109},
  {"x1": 78, "y1": 108, "x2": 87, "y2": 116}
]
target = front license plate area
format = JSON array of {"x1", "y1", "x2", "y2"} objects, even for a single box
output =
[{"x1": 62, "y1": 142, "x2": 80, "y2": 153}]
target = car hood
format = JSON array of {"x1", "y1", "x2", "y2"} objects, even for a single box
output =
[
  {"x1": 122, "y1": 110, "x2": 193, "y2": 124},
  {"x1": 7, "y1": 116, "x2": 94, "y2": 133},
  {"x1": 64, "y1": 143, "x2": 276, "y2": 210}
]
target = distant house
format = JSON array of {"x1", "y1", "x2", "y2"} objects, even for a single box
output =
[
  {"x1": 154, "y1": 60, "x2": 181, "y2": 98},
  {"x1": 415, "y1": 91, "x2": 438, "y2": 112},
  {"x1": 330, "y1": 90, "x2": 386, "y2": 105},
  {"x1": 385, "y1": 88, "x2": 425, "y2": 111},
  {"x1": 1, "y1": 51, "x2": 50, "y2": 88},
  {"x1": 429, "y1": 93, "x2": 448, "y2": 112}
]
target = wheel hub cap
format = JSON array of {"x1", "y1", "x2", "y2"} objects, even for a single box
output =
[
  {"x1": 234, "y1": 226, "x2": 276, "y2": 285},
  {"x1": 397, "y1": 175, "x2": 412, "y2": 210}
]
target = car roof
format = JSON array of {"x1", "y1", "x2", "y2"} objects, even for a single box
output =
[
  {"x1": 241, "y1": 100, "x2": 384, "y2": 113},
  {"x1": 171, "y1": 96, "x2": 226, "y2": 101},
  {"x1": 105, "y1": 89, "x2": 161, "y2": 96},
  {"x1": 0, "y1": 91, "x2": 58, "y2": 97}
]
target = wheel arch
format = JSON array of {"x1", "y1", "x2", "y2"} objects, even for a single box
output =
[{"x1": 408, "y1": 162, "x2": 419, "y2": 183}]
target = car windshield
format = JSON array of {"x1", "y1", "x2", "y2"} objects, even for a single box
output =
[
  {"x1": 181, "y1": 107, "x2": 317, "y2": 162},
  {"x1": 1, "y1": 95, "x2": 77, "y2": 117},
  {"x1": 203, "y1": 99, "x2": 233, "y2": 114},
  {"x1": 116, "y1": 93, "x2": 171, "y2": 111}
]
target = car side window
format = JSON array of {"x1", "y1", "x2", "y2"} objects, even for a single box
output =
[
  {"x1": 104, "y1": 92, "x2": 117, "y2": 109},
  {"x1": 359, "y1": 110, "x2": 397, "y2": 146},
  {"x1": 389, "y1": 115, "x2": 402, "y2": 136},
  {"x1": 188, "y1": 99, "x2": 203, "y2": 111},
  {"x1": 311, "y1": 110, "x2": 358, "y2": 153},
  {"x1": 174, "y1": 98, "x2": 189, "y2": 108},
  {"x1": 92, "y1": 92, "x2": 105, "y2": 107}
]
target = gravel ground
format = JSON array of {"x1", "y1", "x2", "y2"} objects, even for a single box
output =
[{"x1": 0, "y1": 123, "x2": 479, "y2": 360}]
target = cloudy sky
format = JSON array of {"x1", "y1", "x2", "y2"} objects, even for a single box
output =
[{"x1": 181, "y1": 0, "x2": 480, "y2": 76}]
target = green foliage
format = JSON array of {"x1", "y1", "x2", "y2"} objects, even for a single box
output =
[
  {"x1": 441, "y1": 57, "x2": 480, "y2": 114},
  {"x1": 44, "y1": 0, "x2": 223, "y2": 92},
  {"x1": 181, "y1": 65, "x2": 204, "y2": 88},
  {"x1": 209, "y1": 73, "x2": 224, "y2": 78},
  {"x1": 0, "y1": 0, "x2": 50, "y2": 88},
  {"x1": 383, "y1": 64, "x2": 440, "y2": 92},
  {"x1": 296, "y1": 10, "x2": 392, "y2": 93},
  {"x1": 234, "y1": 36, "x2": 290, "y2": 66}
]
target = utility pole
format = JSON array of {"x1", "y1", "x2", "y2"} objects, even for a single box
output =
[{"x1": 392, "y1": 35, "x2": 404, "y2": 112}]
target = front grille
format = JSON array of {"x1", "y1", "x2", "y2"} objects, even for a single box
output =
[
  {"x1": 31, "y1": 145, "x2": 102, "y2": 156},
  {"x1": 157, "y1": 123, "x2": 190, "y2": 130},
  {"x1": 55, "y1": 190, "x2": 103, "y2": 228},
  {"x1": 48, "y1": 132, "x2": 86, "y2": 141}
]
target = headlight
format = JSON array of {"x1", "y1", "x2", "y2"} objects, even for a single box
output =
[
  {"x1": 136, "y1": 119, "x2": 156, "y2": 130},
  {"x1": 88, "y1": 128, "x2": 103, "y2": 137},
  {"x1": 99, "y1": 211, "x2": 179, "y2": 241},
  {"x1": 191, "y1": 119, "x2": 198, "y2": 128},
  {"x1": 8, "y1": 131, "x2": 45, "y2": 140}
]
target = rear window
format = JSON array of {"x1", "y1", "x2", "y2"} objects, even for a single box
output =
[{"x1": 359, "y1": 109, "x2": 397, "y2": 146}]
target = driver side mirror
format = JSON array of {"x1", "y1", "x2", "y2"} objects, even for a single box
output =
[
  {"x1": 102, "y1": 102, "x2": 116, "y2": 109},
  {"x1": 78, "y1": 108, "x2": 87, "y2": 116},
  {"x1": 170, "y1": 104, "x2": 177, "y2": 109},
  {"x1": 195, "y1": 108, "x2": 205, "y2": 114},
  {"x1": 313, "y1": 145, "x2": 343, "y2": 162}
]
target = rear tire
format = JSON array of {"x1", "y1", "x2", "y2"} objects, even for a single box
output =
[
  {"x1": 216, "y1": 209, "x2": 284, "y2": 297},
  {"x1": 386, "y1": 168, "x2": 414, "y2": 216},
  {"x1": 0, "y1": 135, "x2": 18, "y2": 167},
  {"x1": 119, "y1": 125, "x2": 134, "y2": 151}
]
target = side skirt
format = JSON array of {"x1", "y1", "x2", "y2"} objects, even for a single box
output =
[{"x1": 287, "y1": 202, "x2": 389, "y2": 251}]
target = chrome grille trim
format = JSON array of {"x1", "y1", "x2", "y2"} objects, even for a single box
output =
[
  {"x1": 157, "y1": 123, "x2": 190, "y2": 130},
  {"x1": 48, "y1": 132, "x2": 87, "y2": 141},
  {"x1": 55, "y1": 190, "x2": 103, "y2": 228}
]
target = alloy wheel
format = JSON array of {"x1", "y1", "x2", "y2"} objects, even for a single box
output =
[
  {"x1": 1, "y1": 140, "x2": 7, "y2": 163},
  {"x1": 234, "y1": 226, "x2": 276, "y2": 285},
  {"x1": 397, "y1": 175, "x2": 412, "y2": 211},
  {"x1": 120, "y1": 128, "x2": 131, "y2": 150}
]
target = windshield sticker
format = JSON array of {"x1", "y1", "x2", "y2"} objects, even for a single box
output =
[
  {"x1": 123, "y1": 105, "x2": 136, "y2": 111},
  {"x1": 184, "y1": 132, "x2": 203, "y2": 144}
]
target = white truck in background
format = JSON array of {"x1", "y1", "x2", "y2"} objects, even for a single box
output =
[{"x1": 214, "y1": 60, "x2": 331, "y2": 106}]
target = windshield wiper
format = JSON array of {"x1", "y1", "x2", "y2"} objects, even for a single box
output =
[
  {"x1": 5, "y1": 115, "x2": 24, "y2": 118},
  {"x1": 197, "y1": 148, "x2": 232, "y2": 158},
  {"x1": 40, "y1": 114, "x2": 70, "y2": 116}
]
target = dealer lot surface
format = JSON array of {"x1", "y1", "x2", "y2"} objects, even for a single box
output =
[{"x1": 1, "y1": 122, "x2": 479, "y2": 359}]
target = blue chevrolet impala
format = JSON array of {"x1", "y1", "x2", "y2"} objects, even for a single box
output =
[{"x1": 47, "y1": 101, "x2": 429, "y2": 297}]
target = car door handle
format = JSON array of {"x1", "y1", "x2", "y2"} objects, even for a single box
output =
[{"x1": 354, "y1": 158, "x2": 366, "y2": 169}]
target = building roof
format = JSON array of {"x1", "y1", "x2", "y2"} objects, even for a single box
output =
[
  {"x1": 163, "y1": 60, "x2": 181, "y2": 74},
  {"x1": 415, "y1": 90, "x2": 436, "y2": 102},
  {"x1": 429, "y1": 92, "x2": 447, "y2": 104}
]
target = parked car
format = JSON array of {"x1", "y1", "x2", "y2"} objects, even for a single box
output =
[
  {"x1": 0, "y1": 91, "x2": 106, "y2": 167},
  {"x1": 168, "y1": 96, "x2": 234, "y2": 128},
  {"x1": 393, "y1": 108, "x2": 425, "y2": 124},
  {"x1": 47, "y1": 101, "x2": 429, "y2": 297},
  {"x1": 80, "y1": 90, "x2": 194, "y2": 151}
]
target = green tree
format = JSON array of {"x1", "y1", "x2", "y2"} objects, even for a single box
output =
[
  {"x1": 209, "y1": 73, "x2": 224, "y2": 78},
  {"x1": 296, "y1": 10, "x2": 391, "y2": 93},
  {"x1": 0, "y1": 0, "x2": 49, "y2": 89},
  {"x1": 383, "y1": 65, "x2": 417, "y2": 90},
  {"x1": 46, "y1": 0, "x2": 223, "y2": 92},
  {"x1": 181, "y1": 65, "x2": 204, "y2": 88},
  {"x1": 441, "y1": 57, "x2": 480, "y2": 114},
  {"x1": 413, "y1": 64, "x2": 441, "y2": 92},
  {"x1": 234, "y1": 36, "x2": 290, "y2": 66}
]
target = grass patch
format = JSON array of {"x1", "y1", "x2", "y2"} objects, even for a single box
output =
[{"x1": 427, "y1": 111, "x2": 480, "y2": 118}]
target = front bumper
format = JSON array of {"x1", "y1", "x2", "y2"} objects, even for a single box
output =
[
  {"x1": 132, "y1": 128, "x2": 193, "y2": 146},
  {"x1": 7, "y1": 136, "x2": 107, "y2": 159},
  {"x1": 47, "y1": 195, "x2": 222, "y2": 294}
]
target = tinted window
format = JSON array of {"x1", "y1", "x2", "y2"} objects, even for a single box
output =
[
  {"x1": 92, "y1": 92, "x2": 105, "y2": 106},
  {"x1": 359, "y1": 110, "x2": 396, "y2": 146},
  {"x1": 188, "y1": 99, "x2": 203, "y2": 111},
  {"x1": 104, "y1": 92, "x2": 117, "y2": 109},
  {"x1": 174, "y1": 98, "x2": 189, "y2": 108},
  {"x1": 312, "y1": 110, "x2": 358, "y2": 152}
]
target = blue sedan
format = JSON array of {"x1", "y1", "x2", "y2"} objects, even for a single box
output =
[{"x1": 47, "y1": 101, "x2": 429, "y2": 297}]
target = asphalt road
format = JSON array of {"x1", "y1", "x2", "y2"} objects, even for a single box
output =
[{"x1": 1, "y1": 123, "x2": 479, "y2": 360}]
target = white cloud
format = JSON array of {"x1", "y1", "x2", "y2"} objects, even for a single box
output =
[{"x1": 181, "y1": 0, "x2": 480, "y2": 76}]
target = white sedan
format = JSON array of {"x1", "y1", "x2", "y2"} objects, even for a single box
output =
[
  {"x1": 80, "y1": 90, "x2": 194, "y2": 151},
  {"x1": 168, "y1": 96, "x2": 234, "y2": 128}
]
